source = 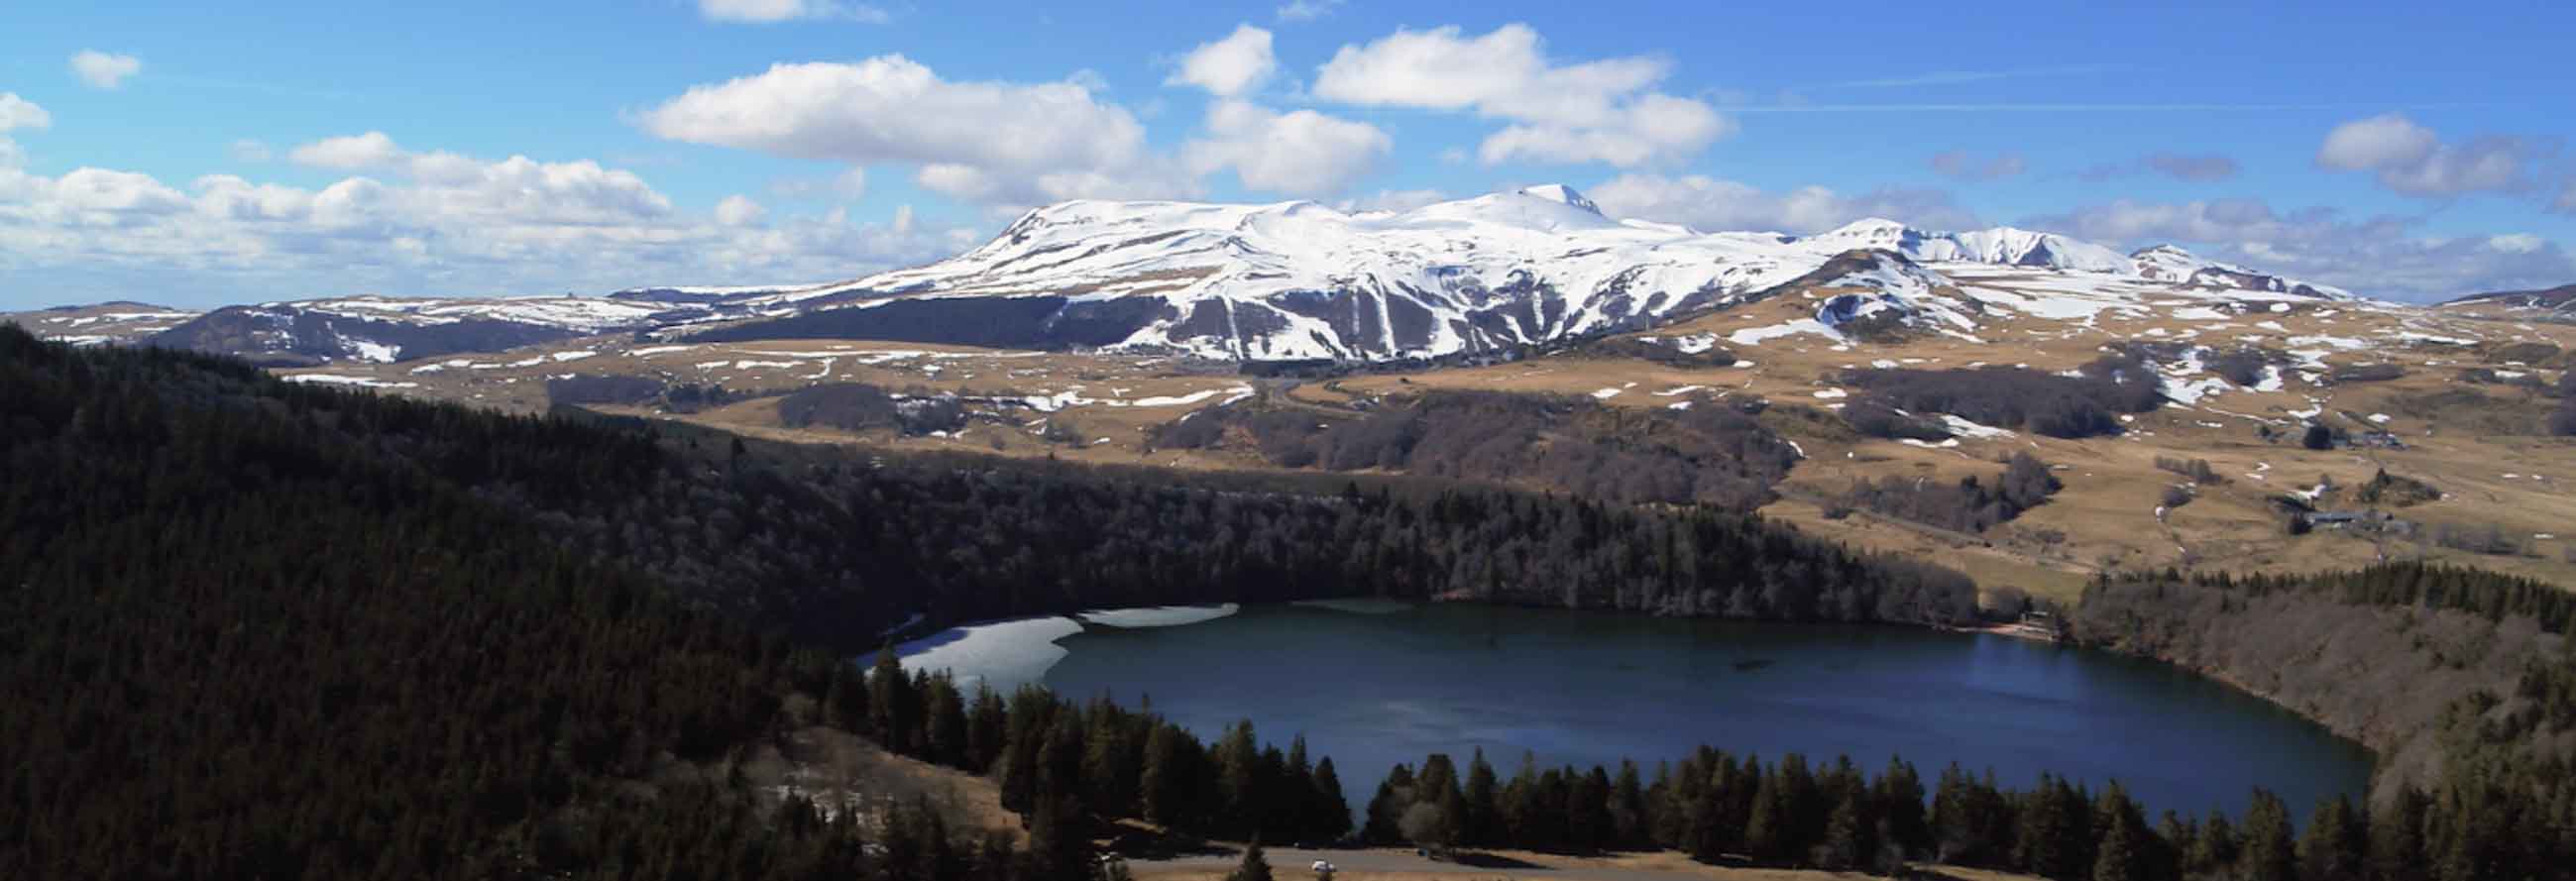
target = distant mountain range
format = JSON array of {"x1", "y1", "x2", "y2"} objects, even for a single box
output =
[
  {"x1": 2443, "y1": 282, "x2": 2576, "y2": 314},
  {"x1": 3, "y1": 185, "x2": 2358, "y2": 363}
]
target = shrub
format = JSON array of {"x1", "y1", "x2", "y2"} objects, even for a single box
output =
[
  {"x1": 1835, "y1": 453, "x2": 2061, "y2": 533},
  {"x1": 1841, "y1": 398, "x2": 1952, "y2": 441},
  {"x1": 2329, "y1": 364, "x2": 2406, "y2": 384},
  {"x1": 2161, "y1": 485, "x2": 2194, "y2": 509},
  {"x1": 2202, "y1": 347, "x2": 2276, "y2": 386},
  {"x1": 2154, "y1": 456, "x2": 2223, "y2": 485},
  {"x1": 2355, "y1": 469, "x2": 2439, "y2": 506},
  {"x1": 776, "y1": 383, "x2": 965, "y2": 436},
  {"x1": 2302, "y1": 423, "x2": 2335, "y2": 450}
]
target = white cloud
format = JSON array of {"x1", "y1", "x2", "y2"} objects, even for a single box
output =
[
  {"x1": 2487, "y1": 233, "x2": 2544, "y2": 254},
  {"x1": 2317, "y1": 113, "x2": 2537, "y2": 197},
  {"x1": 1588, "y1": 172, "x2": 1980, "y2": 234},
  {"x1": 228, "y1": 139, "x2": 274, "y2": 163},
  {"x1": 0, "y1": 141, "x2": 977, "y2": 306},
  {"x1": 1183, "y1": 99, "x2": 1389, "y2": 195},
  {"x1": 1169, "y1": 25, "x2": 1278, "y2": 98},
  {"x1": 715, "y1": 194, "x2": 767, "y2": 227},
  {"x1": 0, "y1": 93, "x2": 50, "y2": 133},
  {"x1": 1276, "y1": 0, "x2": 1343, "y2": 22},
  {"x1": 639, "y1": 56, "x2": 1191, "y2": 206},
  {"x1": 70, "y1": 51, "x2": 143, "y2": 90},
  {"x1": 2024, "y1": 197, "x2": 2576, "y2": 301},
  {"x1": 1334, "y1": 188, "x2": 1449, "y2": 213},
  {"x1": 289, "y1": 131, "x2": 404, "y2": 169},
  {"x1": 1312, "y1": 24, "x2": 1729, "y2": 167},
  {"x1": 696, "y1": 0, "x2": 889, "y2": 24},
  {"x1": 1928, "y1": 150, "x2": 2028, "y2": 181}
]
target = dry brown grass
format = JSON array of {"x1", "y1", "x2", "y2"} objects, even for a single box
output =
[{"x1": 281, "y1": 290, "x2": 2576, "y2": 595}]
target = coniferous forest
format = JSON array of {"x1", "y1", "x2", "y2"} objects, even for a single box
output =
[{"x1": 8, "y1": 322, "x2": 2576, "y2": 879}]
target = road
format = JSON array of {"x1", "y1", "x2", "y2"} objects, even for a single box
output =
[{"x1": 1129, "y1": 845, "x2": 1722, "y2": 881}]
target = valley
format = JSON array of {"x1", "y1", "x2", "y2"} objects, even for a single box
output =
[{"x1": 71, "y1": 188, "x2": 2563, "y2": 604}]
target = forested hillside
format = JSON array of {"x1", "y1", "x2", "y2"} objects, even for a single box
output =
[
  {"x1": 0, "y1": 325, "x2": 1972, "y2": 878},
  {"x1": 2072, "y1": 564, "x2": 2576, "y2": 878},
  {"x1": 0, "y1": 326, "x2": 883, "y2": 878}
]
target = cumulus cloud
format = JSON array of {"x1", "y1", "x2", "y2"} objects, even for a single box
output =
[
  {"x1": 714, "y1": 194, "x2": 767, "y2": 227},
  {"x1": 639, "y1": 56, "x2": 1191, "y2": 206},
  {"x1": 2317, "y1": 113, "x2": 2540, "y2": 197},
  {"x1": 2024, "y1": 197, "x2": 2576, "y2": 300},
  {"x1": 70, "y1": 51, "x2": 143, "y2": 90},
  {"x1": 1182, "y1": 100, "x2": 1389, "y2": 195},
  {"x1": 1928, "y1": 150, "x2": 2027, "y2": 181},
  {"x1": 1276, "y1": 0, "x2": 1343, "y2": 22},
  {"x1": 1312, "y1": 24, "x2": 1731, "y2": 167},
  {"x1": 289, "y1": 131, "x2": 404, "y2": 169},
  {"x1": 0, "y1": 134, "x2": 980, "y2": 306},
  {"x1": 696, "y1": 0, "x2": 889, "y2": 24},
  {"x1": 1588, "y1": 172, "x2": 1980, "y2": 234},
  {"x1": 0, "y1": 93, "x2": 50, "y2": 133},
  {"x1": 1169, "y1": 25, "x2": 1278, "y2": 98}
]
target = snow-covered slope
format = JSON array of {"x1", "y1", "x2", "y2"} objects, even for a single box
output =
[
  {"x1": 2129, "y1": 245, "x2": 2351, "y2": 298},
  {"x1": 689, "y1": 187, "x2": 2350, "y2": 360},
  {"x1": 0, "y1": 302, "x2": 201, "y2": 347},
  {"x1": 89, "y1": 184, "x2": 2356, "y2": 365},
  {"x1": 147, "y1": 293, "x2": 768, "y2": 366}
]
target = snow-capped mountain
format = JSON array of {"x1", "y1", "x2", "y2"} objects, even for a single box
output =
[
  {"x1": 147, "y1": 294, "x2": 755, "y2": 367},
  {"x1": 685, "y1": 185, "x2": 2349, "y2": 360},
  {"x1": 2130, "y1": 244, "x2": 2351, "y2": 298},
  {"x1": 17, "y1": 185, "x2": 2354, "y2": 365}
]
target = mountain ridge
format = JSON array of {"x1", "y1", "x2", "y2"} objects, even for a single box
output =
[{"x1": 6, "y1": 185, "x2": 2355, "y2": 364}]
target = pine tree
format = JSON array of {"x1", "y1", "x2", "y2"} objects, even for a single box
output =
[
  {"x1": 1872, "y1": 756, "x2": 1927, "y2": 860},
  {"x1": 2366, "y1": 786, "x2": 2427, "y2": 881},
  {"x1": 1820, "y1": 789, "x2": 1868, "y2": 870},
  {"x1": 1310, "y1": 757, "x2": 1351, "y2": 842},
  {"x1": 2092, "y1": 813, "x2": 2139, "y2": 881},
  {"x1": 1143, "y1": 726, "x2": 1189, "y2": 829},
  {"x1": 2297, "y1": 795, "x2": 2367, "y2": 881},
  {"x1": 1462, "y1": 748, "x2": 1500, "y2": 847},
  {"x1": 867, "y1": 645, "x2": 915, "y2": 749},
  {"x1": 1226, "y1": 839, "x2": 1275, "y2": 881},
  {"x1": 1744, "y1": 768, "x2": 1787, "y2": 862},
  {"x1": 2242, "y1": 789, "x2": 2297, "y2": 881},
  {"x1": 1611, "y1": 760, "x2": 1648, "y2": 850}
]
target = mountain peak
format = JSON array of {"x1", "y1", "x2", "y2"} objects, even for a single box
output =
[
  {"x1": 1819, "y1": 218, "x2": 1919, "y2": 240},
  {"x1": 1515, "y1": 184, "x2": 1602, "y2": 215}
]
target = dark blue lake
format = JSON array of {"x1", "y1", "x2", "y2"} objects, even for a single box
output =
[{"x1": 900, "y1": 601, "x2": 2372, "y2": 822}]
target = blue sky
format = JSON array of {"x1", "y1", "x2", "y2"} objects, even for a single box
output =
[{"x1": 4, "y1": 0, "x2": 2573, "y2": 308}]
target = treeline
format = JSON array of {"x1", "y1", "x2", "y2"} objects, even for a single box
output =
[
  {"x1": 1150, "y1": 390, "x2": 1801, "y2": 510},
  {"x1": 848, "y1": 651, "x2": 1350, "y2": 848},
  {"x1": 1358, "y1": 745, "x2": 2499, "y2": 881},
  {"x1": 1830, "y1": 452, "x2": 2061, "y2": 533},
  {"x1": 1838, "y1": 362, "x2": 2164, "y2": 439},
  {"x1": 776, "y1": 383, "x2": 968, "y2": 435}
]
